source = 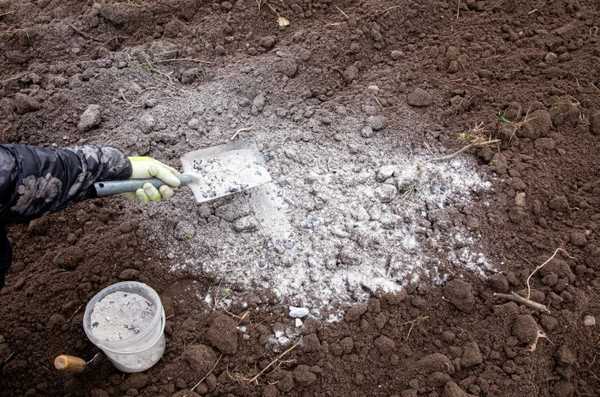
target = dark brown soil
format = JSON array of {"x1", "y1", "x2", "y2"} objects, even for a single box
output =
[{"x1": 2, "y1": 1, "x2": 600, "y2": 397}]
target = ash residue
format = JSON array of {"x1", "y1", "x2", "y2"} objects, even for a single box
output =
[{"x1": 64, "y1": 48, "x2": 493, "y2": 313}]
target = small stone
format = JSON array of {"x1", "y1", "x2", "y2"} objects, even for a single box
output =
[
  {"x1": 174, "y1": 221, "x2": 195, "y2": 241},
  {"x1": 360, "y1": 125, "x2": 374, "y2": 138},
  {"x1": 289, "y1": 306, "x2": 309, "y2": 318},
  {"x1": 220, "y1": 1, "x2": 233, "y2": 10},
  {"x1": 375, "y1": 184, "x2": 397, "y2": 203},
  {"x1": 233, "y1": 216, "x2": 258, "y2": 232},
  {"x1": 390, "y1": 50, "x2": 403, "y2": 60},
  {"x1": 259, "y1": 35, "x2": 276, "y2": 49},
  {"x1": 78, "y1": 104, "x2": 102, "y2": 132},
  {"x1": 367, "y1": 115, "x2": 386, "y2": 131},
  {"x1": 376, "y1": 165, "x2": 396, "y2": 182},
  {"x1": 583, "y1": 315, "x2": 596, "y2": 327},
  {"x1": 407, "y1": 88, "x2": 433, "y2": 107},
  {"x1": 342, "y1": 65, "x2": 359, "y2": 83},
  {"x1": 139, "y1": 113, "x2": 156, "y2": 134},
  {"x1": 14, "y1": 93, "x2": 41, "y2": 114},
  {"x1": 515, "y1": 192, "x2": 526, "y2": 207},
  {"x1": 118, "y1": 268, "x2": 140, "y2": 280},
  {"x1": 461, "y1": 341, "x2": 483, "y2": 368}
]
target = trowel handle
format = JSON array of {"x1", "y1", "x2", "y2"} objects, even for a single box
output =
[
  {"x1": 54, "y1": 355, "x2": 87, "y2": 373},
  {"x1": 94, "y1": 174, "x2": 194, "y2": 197}
]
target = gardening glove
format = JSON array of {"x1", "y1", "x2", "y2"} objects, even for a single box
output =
[{"x1": 127, "y1": 156, "x2": 181, "y2": 203}]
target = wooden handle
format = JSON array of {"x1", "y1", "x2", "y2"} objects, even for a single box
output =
[{"x1": 54, "y1": 355, "x2": 87, "y2": 373}]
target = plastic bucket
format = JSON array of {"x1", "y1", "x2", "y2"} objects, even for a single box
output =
[{"x1": 83, "y1": 281, "x2": 166, "y2": 373}]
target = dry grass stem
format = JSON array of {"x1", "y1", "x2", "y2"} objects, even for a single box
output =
[
  {"x1": 191, "y1": 354, "x2": 223, "y2": 391},
  {"x1": 430, "y1": 138, "x2": 499, "y2": 162},
  {"x1": 247, "y1": 338, "x2": 302, "y2": 383},
  {"x1": 335, "y1": 6, "x2": 350, "y2": 19},
  {"x1": 402, "y1": 316, "x2": 429, "y2": 341},
  {"x1": 525, "y1": 248, "x2": 571, "y2": 300}
]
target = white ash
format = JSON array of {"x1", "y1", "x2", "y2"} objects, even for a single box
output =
[
  {"x1": 90, "y1": 291, "x2": 155, "y2": 342},
  {"x1": 70, "y1": 48, "x2": 494, "y2": 313}
]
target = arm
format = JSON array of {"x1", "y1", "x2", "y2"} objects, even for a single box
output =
[{"x1": 0, "y1": 144, "x2": 131, "y2": 224}]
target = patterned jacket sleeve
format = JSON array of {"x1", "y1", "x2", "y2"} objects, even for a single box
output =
[{"x1": 0, "y1": 144, "x2": 132, "y2": 224}]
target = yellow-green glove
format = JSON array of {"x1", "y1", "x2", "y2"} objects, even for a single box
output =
[{"x1": 127, "y1": 157, "x2": 181, "y2": 203}]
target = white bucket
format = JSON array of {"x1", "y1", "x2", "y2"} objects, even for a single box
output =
[{"x1": 83, "y1": 281, "x2": 166, "y2": 373}]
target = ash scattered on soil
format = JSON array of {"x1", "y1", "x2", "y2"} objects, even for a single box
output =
[{"x1": 77, "y1": 49, "x2": 493, "y2": 312}]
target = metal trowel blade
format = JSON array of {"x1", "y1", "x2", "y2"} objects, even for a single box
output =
[{"x1": 180, "y1": 140, "x2": 272, "y2": 204}]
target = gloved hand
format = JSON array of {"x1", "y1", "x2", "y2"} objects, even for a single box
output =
[{"x1": 127, "y1": 157, "x2": 181, "y2": 203}]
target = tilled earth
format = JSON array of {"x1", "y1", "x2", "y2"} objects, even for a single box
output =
[{"x1": 1, "y1": 1, "x2": 600, "y2": 396}]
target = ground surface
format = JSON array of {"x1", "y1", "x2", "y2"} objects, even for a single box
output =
[{"x1": 1, "y1": 0, "x2": 600, "y2": 396}]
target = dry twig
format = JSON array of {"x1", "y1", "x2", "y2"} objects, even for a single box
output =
[
  {"x1": 67, "y1": 304, "x2": 84, "y2": 323},
  {"x1": 430, "y1": 138, "x2": 499, "y2": 162},
  {"x1": 230, "y1": 126, "x2": 253, "y2": 140},
  {"x1": 247, "y1": 338, "x2": 302, "y2": 383},
  {"x1": 493, "y1": 292, "x2": 550, "y2": 313},
  {"x1": 191, "y1": 354, "x2": 222, "y2": 391},
  {"x1": 402, "y1": 316, "x2": 429, "y2": 341},
  {"x1": 335, "y1": 5, "x2": 350, "y2": 20},
  {"x1": 0, "y1": 10, "x2": 15, "y2": 17}
]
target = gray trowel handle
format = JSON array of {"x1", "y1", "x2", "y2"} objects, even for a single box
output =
[{"x1": 94, "y1": 174, "x2": 194, "y2": 197}]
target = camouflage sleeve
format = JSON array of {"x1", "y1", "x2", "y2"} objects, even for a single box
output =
[{"x1": 0, "y1": 144, "x2": 132, "y2": 224}]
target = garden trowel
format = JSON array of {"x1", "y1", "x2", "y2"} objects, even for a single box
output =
[{"x1": 94, "y1": 140, "x2": 272, "y2": 203}]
